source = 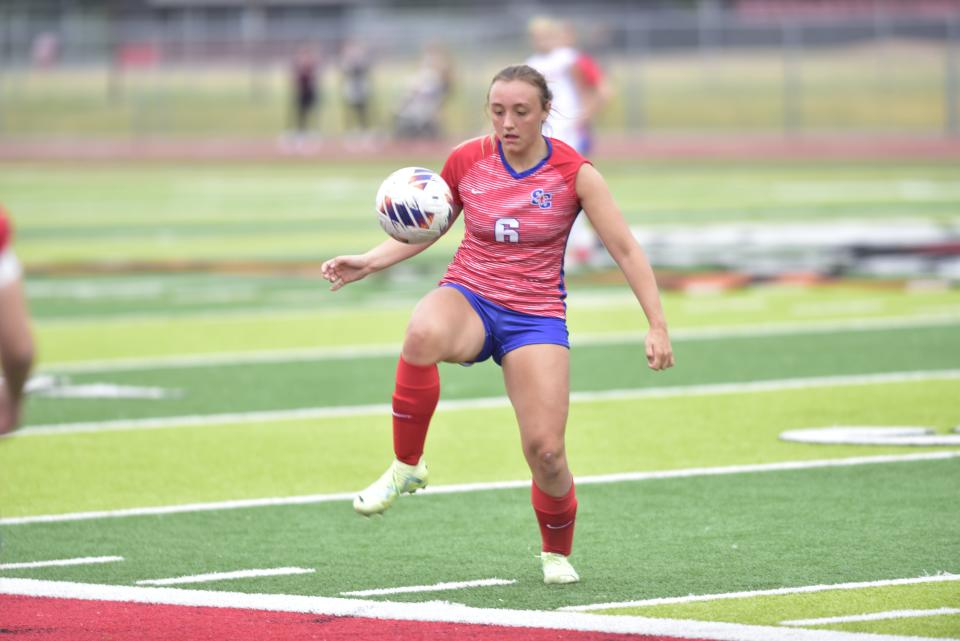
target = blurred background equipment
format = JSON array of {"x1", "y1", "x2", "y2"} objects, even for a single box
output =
[
  {"x1": 1, "y1": 0, "x2": 958, "y2": 138},
  {"x1": 392, "y1": 42, "x2": 453, "y2": 140}
]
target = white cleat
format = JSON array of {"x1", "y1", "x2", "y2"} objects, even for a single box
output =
[
  {"x1": 541, "y1": 552, "x2": 580, "y2": 585},
  {"x1": 353, "y1": 459, "x2": 428, "y2": 516}
]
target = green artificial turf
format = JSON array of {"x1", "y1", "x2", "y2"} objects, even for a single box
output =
[
  {"x1": 2, "y1": 379, "x2": 957, "y2": 517},
  {"x1": 20, "y1": 322, "x2": 960, "y2": 426},
  {"x1": 4, "y1": 160, "x2": 959, "y2": 267},
  {"x1": 30, "y1": 280, "x2": 960, "y2": 364},
  {"x1": 603, "y1": 579, "x2": 960, "y2": 639},
  {"x1": 1, "y1": 458, "x2": 956, "y2": 614}
]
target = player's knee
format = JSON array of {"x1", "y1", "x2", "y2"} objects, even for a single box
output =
[
  {"x1": 2, "y1": 335, "x2": 33, "y2": 372},
  {"x1": 526, "y1": 440, "x2": 567, "y2": 478},
  {"x1": 402, "y1": 319, "x2": 446, "y2": 364}
]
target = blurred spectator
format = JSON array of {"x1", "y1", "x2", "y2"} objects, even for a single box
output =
[
  {"x1": 526, "y1": 16, "x2": 584, "y2": 152},
  {"x1": 31, "y1": 32, "x2": 60, "y2": 69},
  {"x1": 394, "y1": 44, "x2": 454, "y2": 140},
  {"x1": 0, "y1": 206, "x2": 35, "y2": 436},
  {"x1": 285, "y1": 43, "x2": 323, "y2": 151},
  {"x1": 527, "y1": 17, "x2": 612, "y2": 271},
  {"x1": 559, "y1": 20, "x2": 613, "y2": 158},
  {"x1": 340, "y1": 39, "x2": 373, "y2": 136}
]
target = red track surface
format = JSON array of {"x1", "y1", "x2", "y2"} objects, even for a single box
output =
[{"x1": 0, "y1": 595, "x2": 712, "y2": 641}]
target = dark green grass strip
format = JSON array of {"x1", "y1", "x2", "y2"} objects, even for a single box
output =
[
  {"x1": 27, "y1": 273, "x2": 435, "y2": 320},
  {"x1": 18, "y1": 220, "x2": 370, "y2": 241},
  {"x1": 1, "y1": 459, "x2": 956, "y2": 612},
  {"x1": 24, "y1": 323, "x2": 960, "y2": 426}
]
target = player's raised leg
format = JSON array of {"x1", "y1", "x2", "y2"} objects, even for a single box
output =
[
  {"x1": 353, "y1": 286, "x2": 486, "y2": 516},
  {"x1": 502, "y1": 344, "x2": 580, "y2": 584},
  {"x1": 0, "y1": 250, "x2": 33, "y2": 436}
]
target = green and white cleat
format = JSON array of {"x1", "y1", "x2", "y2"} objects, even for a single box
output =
[
  {"x1": 353, "y1": 459, "x2": 428, "y2": 516},
  {"x1": 541, "y1": 552, "x2": 580, "y2": 585}
]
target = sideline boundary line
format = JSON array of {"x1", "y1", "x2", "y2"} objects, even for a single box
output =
[
  {"x1": 39, "y1": 314, "x2": 960, "y2": 374},
  {"x1": 16, "y1": 369, "x2": 960, "y2": 437},
  {"x1": 0, "y1": 556, "x2": 124, "y2": 570},
  {"x1": 2, "y1": 451, "x2": 957, "y2": 526},
  {"x1": 136, "y1": 567, "x2": 315, "y2": 586},
  {"x1": 340, "y1": 578, "x2": 516, "y2": 597},
  {"x1": 561, "y1": 573, "x2": 960, "y2": 612},
  {"x1": 781, "y1": 608, "x2": 960, "y2": 627},
  {"x1": 0, "y1": 578, "x2": 940, "y2": 641}
]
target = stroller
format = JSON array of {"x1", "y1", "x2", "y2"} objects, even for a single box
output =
[{"x1": 394, "y1": 55, "x2": 451, "y2": 139}]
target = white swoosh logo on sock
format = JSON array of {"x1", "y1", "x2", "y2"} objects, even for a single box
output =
[
  {"x1": 545, "y1": 520, "x2": 574, "y2": 530},
  {"x1": 392, "y1": 411, "x2": 413, "y2": 419}
]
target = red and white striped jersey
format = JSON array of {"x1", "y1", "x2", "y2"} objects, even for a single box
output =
[
  {"x1": 0, "y1": 210, "x2": 11, "y2": 252},
  {"x1": 439, "y1": 135, "x2": 589, "y2": 319}
]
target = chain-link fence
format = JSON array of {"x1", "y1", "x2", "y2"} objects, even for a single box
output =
[{"x1": 0, "y1": 1, "x2": 957, "y2": 139}]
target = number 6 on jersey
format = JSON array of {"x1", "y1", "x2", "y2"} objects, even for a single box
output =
[{"x1": 495, "y1": 217, "x2": 520, "y2": 243}]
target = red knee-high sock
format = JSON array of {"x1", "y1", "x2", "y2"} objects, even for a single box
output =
[
  {"x1": 392, "y1": 356, "x2": 440, "y2": 465},
  {"x1": 531, "y1": 481, "x2": 578, "y2": 556}
]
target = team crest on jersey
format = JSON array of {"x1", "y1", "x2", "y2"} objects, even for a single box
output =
[{"x1": 530, "y1": 189, "x2": 552, "y2": 209}]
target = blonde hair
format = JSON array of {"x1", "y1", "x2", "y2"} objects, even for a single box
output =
[{"x1": 527, "y1": 15, "x2": 558, "y2": 35}]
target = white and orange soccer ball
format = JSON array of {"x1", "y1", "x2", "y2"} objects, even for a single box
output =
[{"x1": 375, "y1": 167, "x2": 453, "y2": 244}]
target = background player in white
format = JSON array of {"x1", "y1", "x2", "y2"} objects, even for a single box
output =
[
  {"x1": 322, "y1": 65, "x2": 673, "y2": 584},
  {"x1": 0, "y1": 206, "x2": 35, "y2": 436},
  {"x1": 526, "y1": 16, "x2": 612, "y2": 271},
  {"x1": 558, "y1": 19, "x2": 613, "y2": 159},
  {"x1": 526, "y1": 16, "x2": 584, "y2": 152}
]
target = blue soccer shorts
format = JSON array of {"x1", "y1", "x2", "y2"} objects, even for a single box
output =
[{"x1": 442, "y1": 283, "x2": 569, "y2": 366}]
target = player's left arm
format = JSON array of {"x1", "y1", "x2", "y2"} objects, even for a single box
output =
[
  {"x1": 577, "y1": 163, "x2": 674, "y2": 371},
  {"x1": 571, "y1": 58, "x2": 612, "y2": 128}
]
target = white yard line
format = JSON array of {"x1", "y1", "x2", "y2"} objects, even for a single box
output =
[
  {"x1": 588, "y1": 313, "x2": 960, "y2": 344},
  {"x1": 0, "y1": 556, "x2": 124, "y2": 570},
  {"x1": 36, "y1": 303, "x2": 413, "y2": 328},
  {"x1": 0, "y1": 577, "x2": 939, "y2": 641},
  {"x1": 18, "y1": 403, "x2": 393, "y2": 436},
  {"x1": 780, "y1": 426, "x2": 960, "y2": 446},
  {"x1": 14, "y1": 368, "x2": 960, "y2": 437},
  {"x1": 782, "y1": 607, "x2": 960, "y2": 627},
  {"x1": 136, "y1": 567, "x2": 315, "y2": 586},
  {"x1": 44, "y1": 343, "x2": 402, "y2": 373},
  {"x1": 2, "y1": 451, "x2": 957, "y2": 527},
  {"x1": 340, "y1": 578, "x2": 515, "y2": 596},
  {"x1": 39, "y1": 313, "x2": 960, "y2": 374},
  {"x1": 560, "y1": 573, "x2": 960, "y2": 612}
]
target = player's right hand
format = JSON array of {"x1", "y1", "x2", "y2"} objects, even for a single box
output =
[
  {"x1": 645, "y1": 327, "x2": 675, "y2": 371},
  {"x1": 321, "y1": 255, "x2": 370, "y2": 291}
]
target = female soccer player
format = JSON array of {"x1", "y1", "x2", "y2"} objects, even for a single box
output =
[
  {"x1": 321, "y1": 65, "x2": 673, "y2": 584},
  {"x1": 0, "y1": 206, "x2": 35, "y2": 436}
]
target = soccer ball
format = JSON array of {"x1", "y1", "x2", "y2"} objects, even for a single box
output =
[{"x1": 376, "y1": 167, "x2": 453, "y2": 244}]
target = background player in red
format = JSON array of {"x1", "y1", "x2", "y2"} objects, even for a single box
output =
[
  {"x1": 321, "y1": 65, "x2": 673, "y2": 584},
  {"x1": 0, "y1": 206, "x2": 35, "y2": 436},
  {"x1": 556, "y1": 19, "x2": 615, "y2": 270},
  {"x1": 560, "y1": 19, "x2": 613, "y2": 159}
]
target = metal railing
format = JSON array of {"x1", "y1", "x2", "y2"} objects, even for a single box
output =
[{"x1": 0, "y1": 3, "x2": 957, "y2": 138}]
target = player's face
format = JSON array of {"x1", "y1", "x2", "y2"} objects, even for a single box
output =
[{"x1": 488, "y1": 80, "x2": 547, "y2": 155}]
